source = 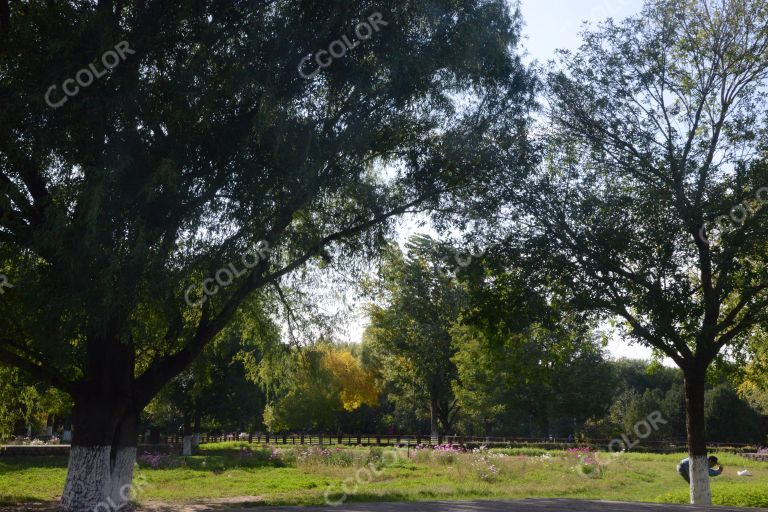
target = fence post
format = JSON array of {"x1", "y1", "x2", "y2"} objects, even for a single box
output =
[
  {"x1": 265, "y1": 433, "x2": 270, "y2": 444},
  {"x1": 248, "y1": 433, "x2": 253, "y2": 444},
  {"x1": 301, "y1": 433, "x2": 305, "y2": 445}
]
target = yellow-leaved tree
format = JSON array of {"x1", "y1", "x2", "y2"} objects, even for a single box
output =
[
  {"x1": 260, "y1": 344, "x2": 379, "y2": 432},
  {"x1": 322, "y1": 347, "x2": 379, "y2": 412}
]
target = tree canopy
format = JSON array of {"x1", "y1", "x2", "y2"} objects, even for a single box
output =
[
  {"x1": 486, "y1": 0, "x2": 768, "y2": 504},
  {"x1": 0, "y1": 1, "x2": 534, "y2": 509}
]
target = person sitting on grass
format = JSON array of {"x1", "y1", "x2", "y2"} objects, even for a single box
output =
[{"x1": 677, "y1": 455, "x2": 723, "y2": 483}]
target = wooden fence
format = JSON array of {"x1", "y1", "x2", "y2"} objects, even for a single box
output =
[
  {"x1": 1, "y1": 435, "x2": 760, "y2": 457},
  {"x1": 135, "y1": 432, "x2": 756, "y2": 453}
]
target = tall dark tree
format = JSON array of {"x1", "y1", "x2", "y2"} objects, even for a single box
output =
[
  {"x1": 0, "y1": 1, "x2": 533, "y2": 509},
  {"x1": 364, "y1": 237, "x2": 468, "y2": 438},
  {"x1": 453, "y1": 318, "x2": 613, "y2": 437},
  {"x1": 496, "y1": 0, "x2": 768, "y2": 504}
]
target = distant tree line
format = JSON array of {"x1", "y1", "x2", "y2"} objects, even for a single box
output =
[{"x1": 6, "y1": 239, "x2": 765, "y2": 445}]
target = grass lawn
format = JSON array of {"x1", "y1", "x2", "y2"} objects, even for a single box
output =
[{"x1": 1, "y1": 445, "x2": 767, "y2": 508}]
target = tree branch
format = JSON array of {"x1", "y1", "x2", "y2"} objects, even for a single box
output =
[
  {"x1": 134, "y1": 193, "x2": 437, "y2": 406},
  {"x1": 0, "y1": 341, "x2": 75, "y2": 394}
]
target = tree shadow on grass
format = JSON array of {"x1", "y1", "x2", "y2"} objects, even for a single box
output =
[
  {"x1": 0, "y1": 456, "x2": 68, "y2": 475},
  {"x1": 0, "y1": 498, "x2": 59, "y2": 511},
  {"x1": 132, "y1": 490, "x2": 414, "y2": 511},
  {"x1": 138, "y1": 454, "x2": 288, "y2": 474}
]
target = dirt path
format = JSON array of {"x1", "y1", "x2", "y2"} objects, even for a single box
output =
[
  {"x1": 232, "y1": 499, "x2": 767, "y2": 512},
  {"x1": 2, "y1": 498, "x2": 765, "y2": 512}
]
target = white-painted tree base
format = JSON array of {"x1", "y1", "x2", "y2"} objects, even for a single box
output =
[
  {"x1": 60, "y1": 446, "x2": 138, "y2": 511},
  {"x1": 182, "y1": 436, "x2": 193, "y2": 456},
  {"x1": 61, "y1": 446, "x2": 112, "y2": 512},
  {"x1": 110, "y1": 446, "x2": 137, "y2": 507},
  {"x1": 689, "y1": 455, "x2": 712, "y2": 505}
]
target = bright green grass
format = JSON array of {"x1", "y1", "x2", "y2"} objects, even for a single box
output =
[{"x1": 1, "y1": 448, "x2": 767, "y2": 508}]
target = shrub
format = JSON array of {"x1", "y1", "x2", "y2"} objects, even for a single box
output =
[
  {"x1": 329, "y1": 447, "x2": 354, "y2": 466},
  {"x1": 365, "y1": 447, "x2": 384, "y2": 468},
  {"x1": 566, "y1": 447, "x2": 603, "y2": 478}
]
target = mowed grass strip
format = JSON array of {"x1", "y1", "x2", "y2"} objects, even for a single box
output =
[{"x1": 0, "y1": 448, "x2": 766, "y2": 508}]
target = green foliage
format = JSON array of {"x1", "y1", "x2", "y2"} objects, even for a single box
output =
[
  {"x1": 705, "y1": 385, "x2": 763, "y2": 443},
  {"x1": 0, "y1": 0, "x2": 533, "y2": 447},
  {"x1": 144, "y1": 303, "x2": 280, "y2": 433},
  {"x1": 452, "y1": 321, "x2": 614, "y2": 436},
  {"x1": 363, "y1": 238, "x2": 467, "y2": 435},
  {"x1": 260, "y1": 348, "x2": 340, "y2": 433},
  {"x1": 516, "y1": 0, "x2": 768, "y2": 367},
  {"x1": 448, "y1": 251, "x2": 614, "y2": 436},
  {"x1": 0, "y1": 367, "x2": 72, "y2": 441},
  {"x1": 734, "y1": 327, "x2": 768, "y2": 414},
  {"x1": 455, "y1": 6, "x2": 768, "y2": 503},
  {"x1": 258, "y1": 343, "x2": 379, "y2": 433}
]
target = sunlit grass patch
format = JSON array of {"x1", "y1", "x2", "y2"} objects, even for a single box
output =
[{"x1": 0, "y1": 448, "x2": 766, "y2": 507}]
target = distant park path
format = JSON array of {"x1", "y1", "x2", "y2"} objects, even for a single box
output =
[
  {"x1": 234, "y1": 499, "x2": 767, "y2": 512},
  {"x1": 6, "y1": 499, "x2": 763, "y2": 512}
]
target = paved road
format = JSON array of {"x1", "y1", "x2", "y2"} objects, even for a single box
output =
[{"x1": 238, "y1": 499, "x2": 767, "y2": 512}]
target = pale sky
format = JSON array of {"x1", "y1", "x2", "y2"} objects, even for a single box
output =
[
  {"x1": 518, "y1": 0, "x2": 644, "y2": 63},
  {"x1": 342, "y1": 0, "x2": 663, "y2": 363}
]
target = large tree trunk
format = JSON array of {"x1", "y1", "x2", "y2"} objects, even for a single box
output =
[
  {"x1": 429, "y1": 395, "x2": 439, "y2": 443},
  {"x1": 684, "y1": 367, "x2": 711, "y2": 505},
  {"x1": 436, "y1": 399, "x2": 458, "y2": 435},
  {"x1": 61, "y1": 393, "x2": 139, "y2": 511},
  {"x1": 182, "y1": 412, "x2": 193, "y2": 456},
  {"x1": 109, "y1": 411, "x2": 139, "y2": 508},
  {"x1": 191, "y1": 413, "x2": 201, "y2": 448}
]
